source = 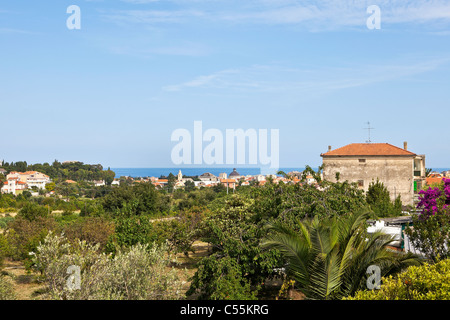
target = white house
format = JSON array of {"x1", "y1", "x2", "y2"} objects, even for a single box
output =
[
  {"x1": 92, "y1": 180, "x2": 106, "y2": 187},
  {"x1": 367, "y1": 220, "x2": 402, "y2": 248},
  {"x1": 366, "y1": 216, "x2": 427, "y2": 256},
  {"x1": 6, "y1": 171, "x2": 51, "y2": 190},
  {"x1": 1, "y1": 179, "x2": 28, "y2": 195}
]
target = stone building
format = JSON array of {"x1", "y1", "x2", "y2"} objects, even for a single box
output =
[
  {"x1": 229, "y1": 168, "x2": 240, "y2": 179},
  {"x1": 199, "y1": 172, "x2": 218, "y2": 182},
  {"x1": 320, "y1": 142, "x2": 425, "y2": 206}
]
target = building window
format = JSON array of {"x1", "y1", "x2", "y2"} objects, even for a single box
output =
[
  {"x1": 359, "y1": 159, "x2": 366, "y2": 163},
  {"x1": 358, "y1": 180, "x2": 364, "y2": 187}
]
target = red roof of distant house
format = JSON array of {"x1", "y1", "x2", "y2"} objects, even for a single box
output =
[
  {"x1": 220, "y1": 179, "x2": 236, "y2": 183},
  {"x1": 426, "y1": 174, "x2": 445, "y2": 186},
  {"x1": 4, "y1": 181, "x2": 26, "y2": 185},
  {"x1": 321, "y1": 143, "x2": 416, "y2": 157},
  {"x1": 8, "y1": 171, "x2": 49, "y2": 178}
]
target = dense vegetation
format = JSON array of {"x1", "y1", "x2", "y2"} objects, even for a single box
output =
[
  {"x1": 0, "y1": 163, "x2": 449, "y2": 300},
  {"x1": 0, "y1": 160, "x2": 115, "y2": 184},
  {"x1": 346, "y1": 258, "x2": 450, "y2": 300}
]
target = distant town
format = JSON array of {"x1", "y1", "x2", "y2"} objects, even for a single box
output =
[{"x1": 2, "y1": 141, "x2": 450, "y2": 207}]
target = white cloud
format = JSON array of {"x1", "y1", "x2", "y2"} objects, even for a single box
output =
[
  {"x1": 103, "y1": 0, "x2": 450, "y2": 30},
  {"x1": 110, "y1": 42, "x2": 211, "y2": 57},
  {"x1": 102, "y1": 9, "x2": 205, "y2": 24},
  {"x1": 0, "y1": 28, "x2": 39, "y2": 35},
  {"x1": 163, "y1": 69, "x2": 241, "y2": 91},
  {"x1": 121, "y1": 0, "x2": 160, "y2": 3},
  {"x1": 162, "y1": 57, "x2": 449, "y2": 94}
]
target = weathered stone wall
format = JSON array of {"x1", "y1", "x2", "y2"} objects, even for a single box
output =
[{"x1": 322, "y1": 156, "x2": 414, "y2": 206}]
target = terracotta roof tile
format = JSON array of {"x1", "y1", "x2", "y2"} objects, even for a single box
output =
[
  {"x1": 220, "y1": 179, "x2": 236, "y2": 183},
  {"x1": 321, "y1": 143, "x2": 416, "y2": 157},
  {"x1": 426, "y1": 176, "x2": 445, "y2": 186}
]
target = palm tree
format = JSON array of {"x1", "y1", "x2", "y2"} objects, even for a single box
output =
[{"x1": 261, "y1": 211, "x2": 422, "y2": 299}]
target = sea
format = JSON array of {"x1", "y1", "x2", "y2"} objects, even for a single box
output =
[
  {"x1": 111, "y1": 167, "x2": 311, "y2": 178},
  {"x1": 111, "y1": 167, "x2": 450, "y2": 179}
]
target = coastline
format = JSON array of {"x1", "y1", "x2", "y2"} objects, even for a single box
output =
[
  {"x1": 111, "y1": 167, "x2": 313, "y2": 178},
  {"x1": 111, "y1": 167, "x2": 450, "y2": 179}
]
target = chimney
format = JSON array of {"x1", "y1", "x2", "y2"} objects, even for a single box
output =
[
  {"x1": 403, "y1": 141, "x2": 408, "y2": 151},
  {"x1": 328, "y1": 146, "x2": 332, "y2": 152}
]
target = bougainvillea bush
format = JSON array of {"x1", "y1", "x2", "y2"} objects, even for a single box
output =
[
  {"x1": 416, "y1": 178, "x2": 450, "y2": 217},
  {"x1": 405, "y1": 178, "x2": 450, "y2": 262}
]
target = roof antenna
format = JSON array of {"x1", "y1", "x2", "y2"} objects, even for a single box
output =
[{"x1": 364, "y1": 121, "x2": 374, "y2": 143}]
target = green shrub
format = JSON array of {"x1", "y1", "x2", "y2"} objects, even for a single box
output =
[
  {"x1": 101, "y1": 183, "x2": 162, "y2": 216},
  {"x1": 0, "y1": 216, "x2": 14, "y2": 229},
  {"x1": 105, "y1": 215, "x2": 157, "y2": 254},
  {"x1": 0, "y1": 275, "x2": 16, "y2": 300},
  {"x1": 61, "y1": 216, "x2": 115, "y2": 251},
  {"x1": 187, "y1": 256, "x2": 258, "y2": 300},
  {"x1": 346, "y1": 258, "x2": 450, "y2": 300},
  {"x1": 404, "y1": 210, "x2": 450, "y2": 262},
  {"x1": 152, "y1": 207, "x2": 205, "y2": 255},
  {"x1": 5, "y1": 216, "x2": 57, "y2": 261},
  {"x1": 188, "y1": 195, "x2": 281, "y2": 300},
  {"x1": 0, "y1": 194, "x2": 17, "y2": 209},
  {"x1": 366, "y1": 179, "x2": 403, "y2": 218},
  {"x1": 31, "y1": 232, "x2": 184, "y2": 300},
  {"x1": 18, "y1": 203, "x2": 49, "y2": 221},
  {"x1": 0, "y1": 234, "x2": 11, "y2": 269}
]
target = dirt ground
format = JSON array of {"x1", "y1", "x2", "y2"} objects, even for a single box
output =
[
  {"x1": 0, "y1": 212, "x2": 18, "y2": 218},
  {"x1": 173, "y1": 241, "x2": 211, "y2": 299},
  {"x1": 1, "y1": 260, "x2": 45, "y2": 300}
]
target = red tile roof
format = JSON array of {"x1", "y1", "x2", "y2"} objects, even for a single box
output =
[
  {"x1": 321, "y1": 143, "x2": 416, "y2": 157},
  {"x1": 220, "y1": 179, "x2": 236, "y2": 183},
  {"x1": 426, "y1": 175, "x2": 445, "y2": 186},
  {"x1": 4, "y1": 181, "x2": 26, "y2": 185}
]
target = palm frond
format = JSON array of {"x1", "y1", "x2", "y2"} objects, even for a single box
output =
[{"x1": 262, "y1": 222, "x2": 312, "y2": 288}]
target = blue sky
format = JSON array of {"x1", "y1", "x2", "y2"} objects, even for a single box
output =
[{"x1": 1, "y1": 0, "x2": 450, "y2": 168}]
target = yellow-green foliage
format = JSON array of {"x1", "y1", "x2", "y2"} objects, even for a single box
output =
[{"x1": 346, "y1": 259, "x2": 450, "y2": 300}]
